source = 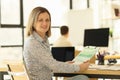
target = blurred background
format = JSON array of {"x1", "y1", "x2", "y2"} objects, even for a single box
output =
[{"x1": 0, "y1": 0, "x2": 120, "y2": 63}]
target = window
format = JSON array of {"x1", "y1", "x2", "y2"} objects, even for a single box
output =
[{"x1": 1, "y1": 0, "x2": 20, "y2": 24}]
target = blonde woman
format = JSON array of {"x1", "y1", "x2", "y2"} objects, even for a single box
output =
[{"x1": 23, "y1": 6, "x2": 90, "y2": 80}]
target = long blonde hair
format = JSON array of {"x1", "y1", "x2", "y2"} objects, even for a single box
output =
[{"x1": 26, "y1": 6, "x2": 51, "y2": 37}]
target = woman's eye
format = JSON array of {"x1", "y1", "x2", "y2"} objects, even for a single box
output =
[
  {"x1": 46, "y1": 19, "x2": 50, "y2": 22},
  {"x1": 38, "y1": 19, "x2": 43, "y2": 22},
  {"x1": 38, "y1": 19, "x2": 50, "y2": 22}
]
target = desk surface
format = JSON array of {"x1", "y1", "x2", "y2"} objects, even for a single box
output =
[
  {"x1": 0, "y1": 62, "x2": 28, "y2": 80},
  {"x1": 104, "y1": 54, "x2": 120, "y2": 59},
  {"x1": 0, "y1": 64, "x2": 8, "y2": 71},
  {"x1": 54, "y1": 67, "x2": 120, "y2": 79}
]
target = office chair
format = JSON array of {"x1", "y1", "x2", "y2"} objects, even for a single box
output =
[{"x1": 51, "y1": 47, "x2": 75, "y2": 62}]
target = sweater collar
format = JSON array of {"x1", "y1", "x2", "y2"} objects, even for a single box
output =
[{"x1": 32, "y1": 31, "x2": 47, "y2": 43}]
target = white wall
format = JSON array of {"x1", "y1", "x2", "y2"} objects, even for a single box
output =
[{"x1": 67, "y1": 9, "x2": 94, "y2": 46}]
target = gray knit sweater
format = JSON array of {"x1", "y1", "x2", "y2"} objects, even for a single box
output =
[{"x1": 23, "y1": 31, "x2": 80, "y2": 80}]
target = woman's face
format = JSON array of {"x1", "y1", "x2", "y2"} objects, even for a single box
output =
[{"x1": 35, "y1": 12, "x2": 50, "y2": 36}]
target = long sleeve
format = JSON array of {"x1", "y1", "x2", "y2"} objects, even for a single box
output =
[{"x1": 23, "y1": 32, "x2": 80, "y2": 80}]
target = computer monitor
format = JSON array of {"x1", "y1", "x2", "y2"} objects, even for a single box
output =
[
  {"x1": 83, "y1": 28, "x2": 109, "y2": 47},
  {"x1": 51, "y1": 47, "x2": 75, "y2": 62}
]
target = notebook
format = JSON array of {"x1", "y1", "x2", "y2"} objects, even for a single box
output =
[{"x1": 73, "y1": 46, "x2": 99, "y2": 64}]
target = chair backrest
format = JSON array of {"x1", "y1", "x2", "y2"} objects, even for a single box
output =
[{"x1": 51, "y1": 47, "x2": 75, "y2": 62}]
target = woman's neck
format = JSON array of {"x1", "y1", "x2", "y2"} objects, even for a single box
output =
[{"x1": 37, "y1": 31, "x2": 46, "y2": 39}]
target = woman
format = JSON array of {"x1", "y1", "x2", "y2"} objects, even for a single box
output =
[{"x1": 23, "y1": 6, "x2": 90, "y2": 80}]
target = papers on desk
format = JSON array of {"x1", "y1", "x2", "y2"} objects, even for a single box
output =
[
  {"x1": 73, "y1": 46, "x2": 99, "y2": 64},
  {"x1": 89, "y1": 64, "x2": 120, "y2": 70}
]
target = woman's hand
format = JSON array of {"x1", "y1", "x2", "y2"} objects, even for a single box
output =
[
  {"x1": 79, "y1": 60, "x2": 90, "y2": 72},
  {"x1": 66, "y1": 61, "x2": 75, "y2": 64}
]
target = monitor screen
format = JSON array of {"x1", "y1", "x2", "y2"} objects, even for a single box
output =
[
  {"x1": 51, "y1": 47, "x2": 75, "y2": 62},
  {"x1": 83, "y1": 28, "x2": 109, "y2": 47}
]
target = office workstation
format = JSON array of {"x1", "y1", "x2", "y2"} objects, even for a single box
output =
[
  {"x1": 0, "y1": 0, "x2": 120, "y2": 80},
  {"x1": 53, "y1": 54, "x2": 120, "y2": 79},
  {"x1": 53, "y1": 53, "x2": 120, "y2": 79},
  {"x1": 52, "y1": 27, "x2": 120, "y2": 79}
]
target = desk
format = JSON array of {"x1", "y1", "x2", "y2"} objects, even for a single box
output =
[
  {"x1": 0, "y1": 64, "x2": 8, "y2": 80},
  {"x1": 7, "y1": 63, "x2": 28, "y2": 80},
  {"x1": 104, "y1": 54, "x2": 120, "y2": 60},
  {"x1": 54, "y1": 69, "x2": 120, "y2": 79},
  {"x1": 0, "y1": 62, "x2": 28, "y2": 80}
]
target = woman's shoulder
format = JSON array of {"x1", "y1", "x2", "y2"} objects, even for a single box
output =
[{"x1": 24, "y1": 36, "x2": 37, "y2": 46}]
